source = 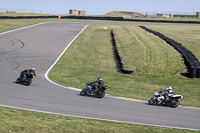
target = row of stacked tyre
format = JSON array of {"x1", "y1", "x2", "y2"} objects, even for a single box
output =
[
  {"x1": 0, "y1": 16, "x2": 57, "y2": 19},
  {"x1": 0, "y1": 16, "x2": 124, "y2": 20},
  {"x1": 111, "y1": 30, "x2": 134, "y2": 74},
  {"x1": 139, "y1": 26, "x2": 200, "y2": 78},
  {"x1": 1, "y1": 16, "x2": 200, "y2": 24}
]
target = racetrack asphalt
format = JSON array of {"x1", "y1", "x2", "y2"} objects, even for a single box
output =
[{"x1": 0, "y1": 22, "x2": 199, "y2": 131}]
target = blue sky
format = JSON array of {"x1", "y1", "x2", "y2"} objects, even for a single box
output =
[{"x1": 0, "y1": 0, "x2": 199, "y2": 15}]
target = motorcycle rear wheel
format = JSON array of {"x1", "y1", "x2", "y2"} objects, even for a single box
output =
[
  {"x1": 95, "y1": 91, "x2": 105, "y2": 98},
  {"x1": 169, "y1": 99, "x2": 180, "y2": 108},
  {"x1": 24, "y1": 78, "x2": 32, "y2": 86}
]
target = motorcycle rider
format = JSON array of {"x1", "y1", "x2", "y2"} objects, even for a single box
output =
[
  {"x1": 157, "y1": 87, "x2": 175, "y2": 104},
  {"x1": 20, "y1": 68, "x2": 36, "y2": 81},
  {"x1": 89, "y1": 77, "x2": 104, "y2": 92}
]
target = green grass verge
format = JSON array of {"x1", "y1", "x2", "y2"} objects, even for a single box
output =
[
  {"x1": 0, "y1": 19, "x2": 46, "y2": 33},
  {"x1": 0, "y1": 106, "x2": 199, "y2": 133},
  {"x1": 49, "y1": 25, "x2": 200, "y2": 107}
]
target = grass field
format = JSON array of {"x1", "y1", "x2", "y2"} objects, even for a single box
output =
[{"x1": 0, "y1": 19, "x2": 200, "y2": 132}]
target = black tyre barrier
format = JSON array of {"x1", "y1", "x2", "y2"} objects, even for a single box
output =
[
  {"x1": 189, "y1": 67, "x2": 197, "y2": 78},
  {"x1": 1, "y1": 16, "x2": 200, "y2": 24},
  {"x1": 139, "y1": 26, "x2": 200, "y2": 78},
  {"x1": 0, "y1": 16, "x2": 57, "y2": 19},
  {"x1": 197, "y1": 68, "x2": 200, "y2": 78},
  {"x1": 111, "y1": 30, "x2": 134, "y2": 74}
]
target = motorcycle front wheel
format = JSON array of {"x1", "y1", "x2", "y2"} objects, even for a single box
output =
[
  {"x1": 15, "y1": 77, "x2": 20, "y2": 84},
  {"x1": 80, "y1": 89, "x2": 87, "y2": 96},
  {"x1": 169, "y1": 99, "x2": 180, "y2": 108},
  {"x1": 148, "y1": 98, "x2": 157, "y2": 105}
]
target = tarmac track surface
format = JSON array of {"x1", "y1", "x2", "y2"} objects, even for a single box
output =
[{"x1": 0, "y1": 22, "x2": 199, "y2": 131}]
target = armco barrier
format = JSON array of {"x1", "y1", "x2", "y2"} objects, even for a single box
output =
[
  {"x1": 0, "y1": 15, "x2": 200, "y2": 24},
  {"x1": 139, "y1": 26, "x2": 200, "y2": 78}
]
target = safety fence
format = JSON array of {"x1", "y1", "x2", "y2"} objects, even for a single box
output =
[
  {"x1": 111, "y1": 30, "x2": 134, "y2": 74},
  {"x1": 139, "y1": 26, "x2": 200, "y2": 78},
  {"x1": 0, "y1": 15, "x2": 200, "y2": 24}
]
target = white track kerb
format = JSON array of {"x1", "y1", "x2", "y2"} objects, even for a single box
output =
[{"x1": 45, "y1": 25, "x2": 88, "y2": 92}]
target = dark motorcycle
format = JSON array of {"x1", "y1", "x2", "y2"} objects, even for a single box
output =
[
  {"x1": 16, "y1": 71, "x2": 36, "y2": 86},
  {"x1": 80, "y1": 83, "x2": 108, "y2": 98},
  {"x1": 148, "y1": 92, "x2": 183, "y2": 108}
]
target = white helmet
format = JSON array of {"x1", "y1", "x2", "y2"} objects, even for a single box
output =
[
  {"x1": 31, "y1": 68, "x2": 35, "y2": 71},
  {"x1": 168, "y1": 86, "x2": 172, "y2": 90}
]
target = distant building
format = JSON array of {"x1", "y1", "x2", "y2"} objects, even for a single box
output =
[
  {"x1": 156, "y1": 13, "x2": 196, "y2": 18},
  {"x1": 79, "y1": 10, "x2": 86, "y2": 16},
  {"x1": 173, "y1": 14, "x2": 196, "y2": 18},
  {"x1": 197, "y1": 12, "x2": 200, "y2": 18},
  {"x1": 6, "y1": 11, "x2": 16, "y2": 13},
  {"x1": 69, "y1": 9, "x2": 86, "y2": 16},
  {"x1": 156, "y1": 14, "x2": 173, "y2": 18}
]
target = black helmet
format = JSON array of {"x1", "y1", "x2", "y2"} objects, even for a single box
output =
[{"x1": 98, "y1": 77, "x2": 102, "y2": 81}]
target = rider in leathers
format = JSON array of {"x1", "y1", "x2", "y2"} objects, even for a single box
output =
[
  {"x1": 157, "y1": 87, "x2": 175, "y2": 104},
  {"x1": 89, "y1": 77, "x2": 104, "y2": 92},
  {"x1": 20, "y1": 68, "x2": 36, "y2": 81}
]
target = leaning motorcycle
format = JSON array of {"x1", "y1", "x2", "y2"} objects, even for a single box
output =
[
  {"x1": 80, "y1": 83, "x2": 108, "y2": 98},
  {"x1": 148, "y1": 92, "x2": 183, "y2": 108},
  {"x1": 16, "y1": 72, "x2": 36, "y2": 86}
]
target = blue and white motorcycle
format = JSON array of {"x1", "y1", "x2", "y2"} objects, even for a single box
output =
[
  {"x1": 80, "y1": 83, "x2": 108, "y2": 98},
  {"x1": 148, "y1": 92, "x2": 183, "y2": 108}
]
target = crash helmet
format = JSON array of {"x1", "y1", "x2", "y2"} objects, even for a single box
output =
[
  {"x1": 166, "y1": 86, "x2": 172, "y2": 91},
  {"x1": 31, "y1": 67, "x2": 35, "y2": 71},
  {"x1": 168, "y1": 86, "x2": 172, "y2": 90},
  {"x1": 98, "y1": 77, "x2": 102, "y2": 81}
]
